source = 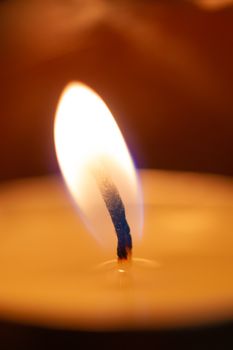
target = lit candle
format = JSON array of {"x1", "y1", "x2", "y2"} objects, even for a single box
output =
[
  {"x1": 0, "y1": 83, "x2": 232, "y2": 330},
  {"x1": 54, "y1": 83, "x2": 142, "y2": 263}
]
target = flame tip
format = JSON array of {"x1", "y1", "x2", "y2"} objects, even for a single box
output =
[{"x1": 62, "y1": 81, "x2": 94, "y2": 93}]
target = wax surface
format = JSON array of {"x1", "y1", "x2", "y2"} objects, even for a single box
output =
[{"x1": 0, "y1": 170, "x2": 232, "y2": 330}]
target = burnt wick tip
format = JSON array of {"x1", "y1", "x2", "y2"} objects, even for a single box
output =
[
  {"x1": 117, "y1": 231, "x2": 132, "y2": 261},
  {"x1": 118, "y1": 246, "x2": 132, "y2": 262},
  {"x1": 93, "y1": 167, "x2": 133, "y2": 261}
]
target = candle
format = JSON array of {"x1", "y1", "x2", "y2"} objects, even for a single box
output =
[
  {"x1": 0, "y1": 170, "x2": 232, "y2": 330},
  {"x1": 0, "y1": 83, "x2": 232, "y2": 330}
]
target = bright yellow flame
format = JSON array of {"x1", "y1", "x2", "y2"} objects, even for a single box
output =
[{"x1": 54, "y1": 82, "x2": 143, "y2": 248}]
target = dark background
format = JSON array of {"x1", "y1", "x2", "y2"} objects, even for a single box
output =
[
  {"x1": 0, "y1": 0, "x2": 233, "y2": 348},
  {"x1": 0, "y1": 0, "x2": 233, "y2": 182},
  {"x1": 0, "y1": 318, "x2": 233, "y2": 350},
  {"x1": 0, "y1": 322, "x2": 233, "y2": 350}
]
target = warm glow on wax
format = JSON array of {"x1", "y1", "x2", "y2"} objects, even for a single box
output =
[{"x1": 54, "y1": 82, "x2": 143, "y2": 248}]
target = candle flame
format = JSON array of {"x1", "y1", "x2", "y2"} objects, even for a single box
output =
[{"x1": 54, "y1": 82, "x2": 143, "y2": 249}]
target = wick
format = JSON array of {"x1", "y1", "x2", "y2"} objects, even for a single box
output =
[{"x1": 93, "y1": 167, "x2": 132, "y2": 261}]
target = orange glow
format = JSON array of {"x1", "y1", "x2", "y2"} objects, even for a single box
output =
[
  {"x1": 54, "y1": 82, "x2": 143, "y2": 248},
  {"x1": 195, "y1": 0, "x2": 233, "y2": 9}
]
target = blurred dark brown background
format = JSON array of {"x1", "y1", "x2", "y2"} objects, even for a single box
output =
[{"x1": 0, "y1": 0, "x2": 233, "y2": 181}]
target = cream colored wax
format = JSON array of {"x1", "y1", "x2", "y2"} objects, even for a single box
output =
[{"x1": 0, "y1": 170, "x2": 232, "y2": 330}]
